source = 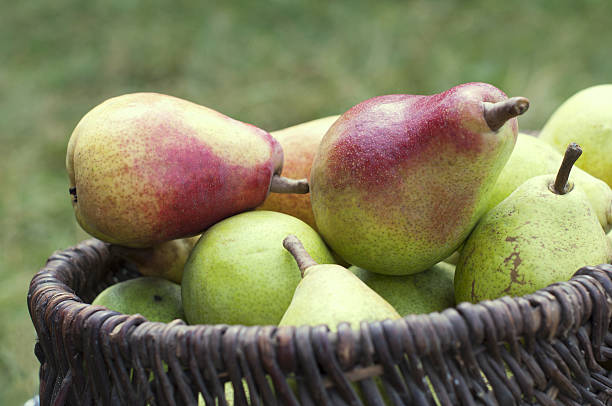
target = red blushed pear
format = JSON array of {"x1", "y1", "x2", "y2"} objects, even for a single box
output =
[
  {"x1": 310, "y1": 82, "x2": 529, "y2": 275},
  {"x1": 258, "y1": 115, "x2": 340, "y2": 230},
  {"x1": 67, "y1": 93, "x2": 308, "y2": 247}
]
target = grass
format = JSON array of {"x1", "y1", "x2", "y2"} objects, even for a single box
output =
[{"x1": 2, "y1": 0, "x2": 612, "y2": 403}]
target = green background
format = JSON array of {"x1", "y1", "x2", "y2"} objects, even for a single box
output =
[{"x1": 2, "y1": 0, "x2": 611, "y2": 403}]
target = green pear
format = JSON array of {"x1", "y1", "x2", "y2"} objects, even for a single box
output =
[
  {"x1": 279, "y1": 235, "x2": 401, "y2": 331},
  {"x1": 488, "y1": 132, "x2": 612, "y2": 232},
  {"x1": 311, "y1": 82, "x2": 529, "y2": 275},
  {"x1": 455, "y1": 144, "x2": 612, "y2": 303},
  {"x1": 92, "y1": 277, "x2": 184, "y2": 323},
  {"x1": 349, "y1": 262, "x2": 455, "y2": 316},
  {"x1": 109, "y1": 235, "x2": 200, "y2": 283},
  {"x1": 67, "y1": 93, "x2": 308, "y2": 248},
  {"x1": 181, "y1": 211, "x2": 335, "y2": 326},
  {"x1": 539, "y1": 84, "x2": 612, "y2": 187},
  {"x1": 198, "y1": 381, "x2": 250, "y2": 406},
  {"x1": 443, "y1": 248, "x2": 462, "y2": 265}
]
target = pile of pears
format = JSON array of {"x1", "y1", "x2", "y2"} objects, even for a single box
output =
[{"x1": 72, "y1": 83, "x2": 612, "y2": 331}]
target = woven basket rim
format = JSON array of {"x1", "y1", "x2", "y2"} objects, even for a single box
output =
[{"x1": 27, "y1": 238, "x2": 612, "y2": 405}]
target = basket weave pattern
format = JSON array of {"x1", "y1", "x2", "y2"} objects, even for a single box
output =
[{"x1": 28, "y1": 238, "x2": 612, "y2": 405}]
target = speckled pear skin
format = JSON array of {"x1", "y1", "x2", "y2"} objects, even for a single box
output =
[
  {"x1": 67, "y1": 93, "x2": 283, "y2": 247},
  {"x1": 311, "y1": 82, "x2": 518, "y2": 275},
  {"x1": 258, "y1": 115, "x2": 340, "y2": 230},
  {"x1": 181, "y1": 211, "x2": 336, "y2": 326},
  {"x1": 92, "y1": 277, "x2": 184, "y2": 323},
  {"x1": 455, "y1": 175, "x2": 612, "y2": 304},
  {"x1": 488, "y1": 133, "x2": 612, "y2": 232},
  {"x1": 278, "y1": 263, "x2": 401, "y2": 331},
  {"x1": 539, "y1": 84, "x2": 612, "y2": 187},
  {"x1": 349, "y1": 262, "x2": 455, "y2": 316}
]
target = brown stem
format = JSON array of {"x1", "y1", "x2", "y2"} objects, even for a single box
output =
[
  {"x1": 269, "y1": 174, "x2": 309, "y2": 194},
  {"x1": 551, "y1": 143, "x2": 582, "y2": 195},
  {"x1": 483, "y1": 97, "x2": 530, "y2": 131},
  {"x1": 282, "y1": 235, "x2": 318, "y2": 277}
]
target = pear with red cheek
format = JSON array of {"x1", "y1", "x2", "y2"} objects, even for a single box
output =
[
  {"x1": 258, "y1": 115, "x2": 340, "y2": 230},
  {"x1": 311, "y1": 82, "x2": 529, "y2": 275},
  {"x1": 67, "y1": 93, "x2": 308, "y2": 247}
]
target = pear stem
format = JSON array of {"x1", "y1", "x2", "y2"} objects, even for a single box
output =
[
  {"x1": 483, "y1": 97, "x2": 530, "y2": 131},
  {"x1": 283, "y1": 235, "x2": 318, "y2": 277},
  {"x1": 269, "y1": 174, "x2": 310, "y2": 194},
  {"x1": 551, "y1": 143, "x2": 582, "y2": 195}
]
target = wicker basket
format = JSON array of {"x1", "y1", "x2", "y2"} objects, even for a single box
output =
[{"x1": 28, "y1": 238, "x2": 612, "y2": 405}]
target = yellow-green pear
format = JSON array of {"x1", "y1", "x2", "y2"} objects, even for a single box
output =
[
  {"x1": 279, "y1": 235, "x2": 401, "y2": 331},
  {"x1": 455, "y1": 144, "x2": 612, "y2": 303},
  {"x1": 349, "y1": 262, "x2": 455, "y2": 316},
  {"x1": 488, "y1": 132, "x2": 612, "y2": 232},
  {"x1": 92, "y1": 277, "x2": 184, "y2": 323},
  {"x1": 443, "y1": 248, "x2": 462, "y2": 265},
  {"x1": 67, "y1": 93, "x2": 308, "y2": 248},
  {"x1": 539, "y1": 84, "x2": 612, "y2": 187},
  {"x1": 181, "y1": 211, "x2": 335, "y2": 326}
]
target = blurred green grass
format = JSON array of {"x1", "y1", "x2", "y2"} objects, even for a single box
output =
[{"x1": 2, "y1": 0, "x2": 612, "y2": 403}]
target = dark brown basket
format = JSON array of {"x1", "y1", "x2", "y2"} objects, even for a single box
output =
[{"x1": 28, "y1": 238, "x2": 612, "y2": 406}]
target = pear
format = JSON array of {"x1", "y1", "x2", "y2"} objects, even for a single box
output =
[
  {"x1": 349, "y1": 262, "x2": 455, "y2": 316},
  {"x1": 67, "y1": 93, "x2": 308, "y2": 248},
  {"x1": 539, "y1": 84, "x2": 612, "y2": 187},
  {"x1": 279, "y1": 235, "x2": 401, "y2": 331},
  {"x1": 310, "y1": 82, "x2": 529, "y2": 275},
  {"x1": 109, "y1": 235, "x2": 199, "y2": 283},
  {"x1": 92, "y1": 277, "x2": 184, "y2": 323},
  {"x1": 258, "y1": 115, "x2": 340, "y2": 230},
  {"x1": 455, "y1": 144, "x2": 612, "y2": 303},
  {"x1": 181, "y1": 211, "x2": 335, "y2": 326},
  {"x1": 488, "y1": 132, "x2": 612, "y2": 232}
]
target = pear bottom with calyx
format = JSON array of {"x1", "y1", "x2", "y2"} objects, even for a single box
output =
[
  {"x1": 455, "y1": 144, "x2": 612, "y2": 303},
  {"x1": 279, "y1": 235, "x2": 401, "y2": 331},
  {"x1": 349, "y1": 262, "x2": 455, "y2": 316}
]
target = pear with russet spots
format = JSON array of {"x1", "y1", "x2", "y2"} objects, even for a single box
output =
[
  {"x1": 487, "y1": 132, "x2": 612, "y2": 233},
  {"x1": 455, "y1": 144, "x2": 612, "y2": 303},
  {"x1": 311, "y1": 82, "x2": 529, "y2": 275},
  {"x1": 67, "y1": 93, "x2": 308, "y2": 248}
]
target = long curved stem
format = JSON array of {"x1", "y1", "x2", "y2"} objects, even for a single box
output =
[
  {"x1": 483, "y1": 97, "x2": 530, "y2": 131},
  {"x1": 551, "y1": 143, "x2": 582, "y2": 195},
  {"x1": 283, "y1": 235, "x2": 317, "y2": 277}
]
